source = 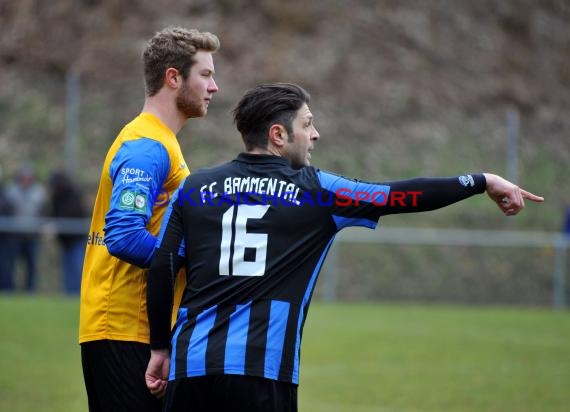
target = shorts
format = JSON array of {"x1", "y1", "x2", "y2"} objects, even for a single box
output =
[
  {"x1": 164, "y1": 374, "x2": 298, "y2": 412},
  {"x1": 81, "y1": 340, "x2": 162, "y2": 412}
]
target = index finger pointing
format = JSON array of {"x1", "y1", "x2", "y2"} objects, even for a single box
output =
[{"x1": 521, "y1": 189, "x2": 544, "y2": 202}]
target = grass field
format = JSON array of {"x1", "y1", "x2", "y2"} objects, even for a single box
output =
[{"x1": 0, "y1": 295, "x2": 568, "y2": 412}]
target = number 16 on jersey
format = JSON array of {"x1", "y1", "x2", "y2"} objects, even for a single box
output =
[{"x1": 219, "y1": 204, "x2": 270, "y2": 277}]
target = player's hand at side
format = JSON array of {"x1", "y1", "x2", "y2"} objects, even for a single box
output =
[
  {"x1": 145, "y1": 349, "x2": 170, "y2": 399},
  {"x1": 483, "y1": 173, "x2": 544, "y2": 216}
]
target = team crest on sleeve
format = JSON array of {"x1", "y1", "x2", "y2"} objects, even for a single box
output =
[
  {"x1": 119, "y1": 189, "x2": 148, "y2": 213},
  {"x1": 134, "y1": 193, "x2": 147, "y2": 212},
  {"x1": 458, "y1": 175, "x2": 475, "y2": 187}
]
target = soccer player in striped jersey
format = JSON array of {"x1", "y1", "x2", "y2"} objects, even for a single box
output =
[
  {"x1": 79, "y1": 27, "x2": 219, "y2": 412},
  {"x1": 146, "y1": 83, "x2": 543, "y2": 411}
]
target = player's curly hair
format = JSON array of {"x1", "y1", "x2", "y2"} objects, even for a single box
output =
[
  {"x1": 233, "y1": 83, "x2": 311, "y2": 151},
  {"x1": 143, "y1": 27, "x2": 219, "y2": 97}
]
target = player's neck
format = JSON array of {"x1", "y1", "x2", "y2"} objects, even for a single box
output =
[
  {"x1": 248, "y1": 146, "x2": 280, "y2": 157},
  {"x1": 142, "y1": 94, "x2": 186, "y2": 135}
]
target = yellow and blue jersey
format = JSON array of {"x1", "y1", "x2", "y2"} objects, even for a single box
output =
[{"x1": 79, "y1": 112, "x2": 189, "y2": 344}]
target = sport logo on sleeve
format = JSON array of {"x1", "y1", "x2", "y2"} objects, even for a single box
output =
[
  {"x1": 458, "y1": 175, "x2": 475, "y2": 187},
  {"x1": 121, "y1": 168, "x2": 152, "y2": 186},
  {"x1": 119, "y1": 190, "x2": 148, "y2": 213}
]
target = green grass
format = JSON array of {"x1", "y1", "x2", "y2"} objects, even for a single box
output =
[
  {"x1": 0, "y1": 294, "x2": 86, "y2": 411},
  {"x1": 0, "y1": 296, "x2": 568, "y2": 412},
  {"x1": 300, "y1": 303, "x2": 570, "y2": 412}
]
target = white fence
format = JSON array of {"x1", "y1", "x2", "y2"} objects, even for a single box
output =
[
  {"x1": 0, "y1": 218, "x2": 567, "y2": 307},
  {"x1": 321, "y1": 227, "x2": 569, "y2": 308}
]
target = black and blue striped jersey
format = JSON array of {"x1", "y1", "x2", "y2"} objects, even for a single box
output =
[{"x1": 148, "y1": 153, "x2": 486, "y2": 384}]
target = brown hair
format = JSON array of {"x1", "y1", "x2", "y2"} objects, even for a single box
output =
[
  {"x1": 233, "y1": 83, "x2": 310, "y2": 151},
  {"x1": 143, "y1": 27, "x2": 220, "y2": 96}
]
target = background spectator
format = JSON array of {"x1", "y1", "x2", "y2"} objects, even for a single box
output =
[
  {"x1": 48, "y1": 170, "x2": 87, "y2": 295},
  {"x1": 5, "y1": 163, "x2": 47, "y2": 292},
  {"x1": 0, "y1": 164, "x2": 16, "y2": 291}
]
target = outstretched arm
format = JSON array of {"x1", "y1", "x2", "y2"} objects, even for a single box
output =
[
  {"x1": 317, "y1": 171, "x2": 544, "y2": 231},
  {"x1": 376, "y1": 174, "x2": 543, "y2": 216},
  {"x1": 483, "y1": 173, "x2": 544, "y2": 216}
]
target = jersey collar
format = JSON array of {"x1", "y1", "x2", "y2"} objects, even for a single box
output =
[{"x1": 234, "y1": 153, "x2": 292, "y2": 167}]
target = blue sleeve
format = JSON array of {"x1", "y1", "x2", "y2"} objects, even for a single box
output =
[
  {"x1": 317, "y1": 170, "x2": 390, "y2": 231},
  {"x1": 104, "y1": 138, "x2": 170, "y2": 268}
]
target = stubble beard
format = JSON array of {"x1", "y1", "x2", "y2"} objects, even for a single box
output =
[
  {"x1": 287, "y1": 131, "x2": 308, "y2": 169},
  {"x1": 176, "y1": 83, "x2": 206, "y2": 119}
]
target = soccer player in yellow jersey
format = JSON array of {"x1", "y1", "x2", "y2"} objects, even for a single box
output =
[{"x1": 79, "y1": 27, "x2": 220, "y2": 412}]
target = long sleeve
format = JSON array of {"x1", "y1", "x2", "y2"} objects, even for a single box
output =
[
  {"x1": 317, "y1": 170, "x2": 486, "y2": 230},
  {"x1": 148, "y1": 186, "x2": 186, "y2": 349},
  {"x1": 377, "y1": 174, "x2": 487, "y2": 216},
  {"x1": 103, "y1": 138, "x2": 170, "y2": 267}
]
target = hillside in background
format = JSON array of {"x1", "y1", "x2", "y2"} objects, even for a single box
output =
[{"x1": 0, "y1": 0, "x2": 568, "y2": 303}]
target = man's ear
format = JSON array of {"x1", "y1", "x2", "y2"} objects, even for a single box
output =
[
  {"x1": 268, "y1": 124, "x2": 287, "y2": 148},
  {"x1": 165, "y1": 68, "x2": 179, "y2": 90}
]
